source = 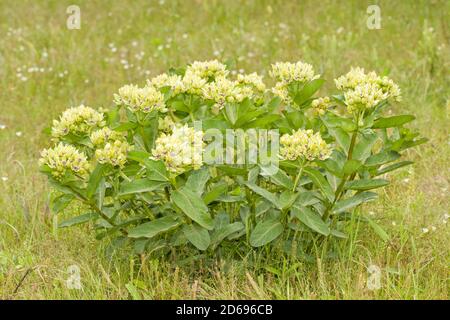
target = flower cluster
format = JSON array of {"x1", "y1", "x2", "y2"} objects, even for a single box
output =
[
  {"x1": 236, "y1": 72, "x2": 266, "y2": 94},
  {"x1": 311, "y1": 96, "x2": 331, "y2": 115},
  {"x1": 158, "y1": 115, "x2": 176, "y2": 133},
  {"x1": 51, "y1": 105, "x2": 105, "y2": 138},
  {"x1": 270, "y1": 61, "x2": 320, "y2": 105},
  {"x1": 149, "y1": 73, "x2": 184, "y2": 95},
  {"x1": 202, "y1": 77, "x2": 251, "y2": 109},
  {"x1": 151, "y1": 125, "x2": 204, "y2": 173},
  {"x1": 114, "y1": 84, "x2": 167, "y2": 113},
  {"x1": 335, "y1": 67, "x2": 401, "y2": 113},
  {"x1": 95, "y1": 140, "x2": 132, "y2": 168},
  {"x1": 39, "y1": 143, "x2": 90, "y2": 179},
  {"x1": 270, "y1": 61, "x2": 319, "y2": 84},
  {"x1": 280, "y1": 129, "x2": 331, "y2": 161},
  {"x1": 90, "y1": 127, "x2": 125, "y2": 146},
  {"x1": 185, "y1": 60, "x2": 229, "y2": 80}
]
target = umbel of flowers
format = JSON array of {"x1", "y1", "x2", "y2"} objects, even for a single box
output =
[{"x1": 39, "y1": 60, "x2": 425, "y2": 256}]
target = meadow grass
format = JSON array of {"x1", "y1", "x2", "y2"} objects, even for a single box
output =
[{"x1": 0, "y1": 0, "x2": 448, "y2": 299}]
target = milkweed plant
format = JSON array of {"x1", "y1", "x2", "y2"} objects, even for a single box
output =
[{"x1": 39, "y1": 60, "x2": 426, "y2": 257}]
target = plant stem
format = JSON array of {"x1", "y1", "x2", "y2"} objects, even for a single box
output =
[{"x1": 292, "y1": 159, "x2": 306, "y2": 191}]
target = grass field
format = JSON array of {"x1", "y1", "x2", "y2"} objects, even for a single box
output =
[{"x1": 0, "y1": 0, "x2": 448, "y2": 299}]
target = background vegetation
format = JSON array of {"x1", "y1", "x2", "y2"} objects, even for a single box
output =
[{"x1": 0, "y1": 0, "x2": 448, "y2": 299}]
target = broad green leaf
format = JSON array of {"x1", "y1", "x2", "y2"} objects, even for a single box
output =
[
  {"x1": 365, "y1": 150, "x2": 400, "y2": 167},
  {"x1": 343, "y1": 159, "x2": 362, "y2": 175},
  {"x1": 243, "y1": 181, "x2": 282, "y2": 209},
  {"x1": 372, "y1": 115, "x2": 415, "y2": 128},
  {"x1": 353, "y1": 132, "x2": 378, "y2": 161},
  {"x1": 249, "y1": 219, "x2": 284, "y2": 247},
  {"x1": 203, "y1": 182, "x2": 228, "y2": 204},
  {"x1": 51, "y1": 194, "x2": 75, "y2": 213},
  {"x1": 376, "y1": 161, "x2": 413, "y2": 176},
  {"x1": 86, "y1": 164, "x2": 105, "y2": 198},
  {"x1": 211, "y1": 222, "x2": 244, "y2": 246},
  {"x1": 128, "y1": 216, "x2": 180, "y2": 238},
  {"x1": 345, "y1": 179, "x2": 389, "y2": 191},
  {"x1": 127, "y1": 150, "x2": 151, "y2": 163},
  {"x1": 303, "y1": 167, "x2": 334, "y2": 202},
  {"x1": 292, "y1": 206, "x2": 330, "y2": 236},
  {"x1": 184, "y1": 167, "x2": 210, "y2": 195},
  {"x1": 260, "y1": 166, "x2": 294, "y2": 189},
  {"x1": 59, "y1": 212, "x2": 98, "y2": 228},
  {"x1": 295, "y1": 191, "x2": 321, "y2": 207},
  {"x1": 279, "y1": 190, "x2": 299, "y2": 210},
  {"x1": 183, "y1": 224, "x2": 211, "y2": 251},
  {"x1": 366, "y1": 217, "x2": 390, "y2": 241},
  {"x1": 328, "y1": 127, "x2": 350, "y2": 151},
  {"x1": 333, "y1": 191, "x2": 378, "y2": 214},
  {"x1": 172, "y1": 188, "x2": 214, "y2": 230},
  {"x1": 119, "y1": 179, "x2": 167, "y2": 196},
  {"x1": 97, "y1": 178, "x2": 106, "y2": 208},
  {"x1": 293, "y1": 79, "x2": 325, "y2": 106},
  {"x1": 145, "y1": 159, "x2": 169, "y2": 182},
  {"x1": 114, "y1": 122, "x2": 138, "y2": 132}
]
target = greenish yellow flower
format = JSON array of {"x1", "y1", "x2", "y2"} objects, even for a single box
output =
[
  {"x1": 51, "y1": 105, "x2": 105, "y2": 138},
  {"x1": 280, "y1": 129, "x2": 331, "y2": 161},
  {"x1": 90, "y1": 127, "x2": 125, "y2": 147},
  {"x1": 335, "y1": 67, "x2": 401, "y2": 113},
  {"x1": 344, "y1": 83, "x2": 387, "y2": 113},
  {"x1": 311, "y1": 96, "x2": 331, "y2": 115},
  {"x1": 185, "y1": 60, "x2": 229, "y2": 80},
  {"x1": 202, "y1": 77, "x2": 250, "y2": 109},
  {"x1": 39, "y1": 143, "x2": 90, "y2": 179},
  {"x1": 148, "y1": 73, "x2": 184, "y2": 95},
  {"x1": 114, "y1": 84, "x2": 166, "y2": 113},
  {"x1": 236, "y1": 72, "x2": 266, "y2": 95},
  {"x1": 182, "y1": 72, "x2": 207, "y2": 95},
  {"x1": 158, "y1": 115, "x2": 176, "y2": 133},
  {"x1": 270, "y1": 61, "x2": 319, "y2": 84},
  {"x1": 151, "y1": 125, "x2": 204, "y2": 174},
  {"x1": 95, "y1": 140, "x2": 132, "y2": 168}
]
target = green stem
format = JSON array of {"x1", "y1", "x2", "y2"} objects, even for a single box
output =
[
  {"x1": 292, "y1": 159, "x2": 306, "y2": 192},
  {"x1": 68, "y1": 186, "x2": 128, "y2": 236}
]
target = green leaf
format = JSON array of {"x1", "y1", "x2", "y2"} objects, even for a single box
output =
[
  {"x1": 211, "y1": 222, "x2": 244, "y2": 247},
  {"x1": 292, "y1": 205, "x2": 330, "y2": 236},
  {"x1": 249, "y1": 219, "x2": 284, "y2": 247},
  {"x1": 59, "y1": 213, "x2": 98, "y2": 228},
  {"x1": 372, "y1": 115, "x2": 415, "y2": 128},
  {"x1": 353, "y1": 132, "x2": 378, "y2": 161},
  {"x1": 260, "y1": 166, "x2": 294, "y2": 189},
  {"x1": 144, "y1": 159, "x2": 169, "y2": 182},
  {"x1": 51, "y1": 194, "x2": 75, "y2": 213},
  {"x1": 128, "y1": 216, "x2": 180, "y2": 238},
  {"x1": 127, "y1": 150, "x2": 151, "y2": 163},
  {"x1": 119, "y1": 179, "x2": 167, "y2": 196},
  {"x1": 293, "y1": 79, "x2": 325, "y2": 106},
  {"x1": 184, "y1": 167, "x2": 210, "y2": 195},
  {"x1": 345, "y1": 179, "x2": 389, "y2": 191},
  {"x1": 365, "y1": 150, "x2": 400, "y2": 167},
  {"x1": 183, "y1": 224, "x2": 211, "y2": 251},
  {"x1": 203, "y1": 182, "x2": 228, "y2": 204},
  {"x1": 376, "y1": 161, "x2": 413, "y2": 176},
  {"x1": 279, "y1": 190, "x2": 299, "y2": 210},
  {"x1": 366, "y1": 217, "x2": 390, "y2": 241},
  {"x1": 86, "y1": 164, "x2": 105, "y2": 199},
  {"x1": 243, "y1": 181, "x2": 282, "y2": 209},
  {"x1": 303, "y1": 167, "x2": 334, "y2": 202},
  {"x1": 328, "y1": 127, "x2": 350, "y2": 151},
  {"x1": 343, "y1": 159, "x2": 362, "y2": 175},
  {"x1": 172, "y1": 188, "x2": 214, "y2": 230},
  {"x1": 333, "y1": 192, "x2": 378, "y2": 214}
]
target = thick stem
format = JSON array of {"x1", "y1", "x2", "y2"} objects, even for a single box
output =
[{"x1": 292, "y1": 159, "x2": 306, "y2": 192}]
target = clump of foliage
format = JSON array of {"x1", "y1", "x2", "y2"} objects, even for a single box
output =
[{"x1": 40, "y1": 60, "x2": 425, "y2": 257}]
